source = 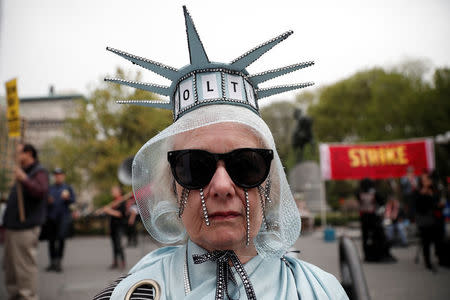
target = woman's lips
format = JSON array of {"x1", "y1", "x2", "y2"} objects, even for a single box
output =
[{"x1": 209, "y1": 211, "x2": 241, "y2": 220}]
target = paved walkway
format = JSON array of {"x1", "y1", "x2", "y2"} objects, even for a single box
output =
[
  {"x1": 0, "y1": 229, "x2": 449, "y2": 299},
  {"x1": 296, "y1": 229, "x2": 450, "y2": 300}
]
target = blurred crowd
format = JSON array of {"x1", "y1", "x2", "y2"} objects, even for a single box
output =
[
  {"x1": 355, "y1": 166, "x2": 450, "y2": 272},
  {"x1": 1, "y1": 142, "x2": 449, "y2": 300},
  {"x1": 0, "y1": 143, "x2": 142, "y2": 300}
]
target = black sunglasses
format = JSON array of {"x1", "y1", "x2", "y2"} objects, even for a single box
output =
[{"x1": 167, "y1": 148, "x2": 273, "y2": 189}]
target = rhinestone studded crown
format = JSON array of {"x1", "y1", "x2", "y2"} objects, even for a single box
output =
[{"x1": 106, "y1": 6, "x2": 314, "y2": 121}]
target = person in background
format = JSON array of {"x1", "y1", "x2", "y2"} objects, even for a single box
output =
[
  {"x1": 415, "y1": 172, "x2": 444, "y2": 271},
  {"x1": 3, "y1": 143, "x2": 49, "y2": 300},
  {"x1": 126, "y1": 195, "x2": 139, "y2": 247},
  {"x1": 102, "y1": 185, "x2": 127, "y2": 270},
  {"x1": 356, "y1": 178, "x2": 396, "y2": 262},
  {"x1": 400, "y1": 166, "x2": 418, "y2": 221},
  {"x1": 45, "y1": 168, "x2": 76, "y2": 272},
  {"x1": 443, "y1": 177, "x2": 450, "y2": 224},
  {"x1": 384, "y1": 195, "x2": 408, "y2": 247}
]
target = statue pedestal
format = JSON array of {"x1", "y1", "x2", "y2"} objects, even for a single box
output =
[
  {"x1": 288, "y1": 161, "x2": 327, "y2": 212},
  {"x1": 288, "y1": 161, "x2": 329, "y2": 227}
]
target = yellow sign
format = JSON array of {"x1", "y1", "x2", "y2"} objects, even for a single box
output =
[{"x1": 5, "y1": 79, "x2": 21, "y2": 137}]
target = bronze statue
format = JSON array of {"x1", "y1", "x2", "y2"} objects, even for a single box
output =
[{"x1": 292, "y1": 108, "x2": 313, "y2": 162}]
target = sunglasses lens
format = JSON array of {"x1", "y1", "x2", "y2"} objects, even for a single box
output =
[
  {"x1": 227, "y1": 149, "x2": 271, "y2": 188},
  {"x1": 173, "y1": 151, "x2": 216, "y2": 189},
  {"x1": 169, "y1": 149, "x2": 272, "y2": 189}
]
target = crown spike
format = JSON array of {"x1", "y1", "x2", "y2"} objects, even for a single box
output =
[
  {"x1": 230, "y1": 30, "x2": 293, "y2": 70},
  {"x1": 256, "y1": 82, "x2": 314, "y2": 99},
  {"x1": 183, "y1": 6, "x2": 209, "y2": 66},
  {"x1": 106, "y1": 47, "x2": 179, "y2": 81},
  {"x1": 248, "y1": 61, "x2": 314, "y2": 85},
  {"x1": 105, "y1": 78, "x2": 170, "y2": 96},
  {"x1": 116, "y1": 100, "x2": 172, "y2": 110}
]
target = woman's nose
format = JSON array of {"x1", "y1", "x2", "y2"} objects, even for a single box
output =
[{"x1": 208, "y1": 161, "x2": 235, "y2": 199}]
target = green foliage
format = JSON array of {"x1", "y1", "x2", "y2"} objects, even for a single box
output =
[
  {"x1": 325, "y1": 180, "x2": 357, "y2": 210},
  {"x1": 42, "y1": 68, "x2": 172, "y2": 207},
  {"x1": 308, "y1": 63, "x2": 449, "y2": 143},
  {"x1": 260, "y1": 101, "x2": 298, "y2": 169},
  {"x1": 295, "y1": 91, "x2": 315, "y2": 107}
]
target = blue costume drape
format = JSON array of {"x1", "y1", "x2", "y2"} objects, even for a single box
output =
[{"x1": 110, "y1": 240, "x2": 348, "y2": 299}]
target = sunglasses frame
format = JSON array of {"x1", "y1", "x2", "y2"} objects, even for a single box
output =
[{"x1": 167, "y1": 148, "x2": 274, "y2": 189}]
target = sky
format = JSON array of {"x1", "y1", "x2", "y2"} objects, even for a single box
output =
[{"x1": 0, "y1": 0, "x2": 449, "y2": 102}]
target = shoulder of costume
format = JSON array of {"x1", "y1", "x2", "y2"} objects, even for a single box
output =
[
  {"x1": 129, "y1": 245, "x2": 182, "y2": 273},
  {"x1": 109, "y1": 246, "x2": 184, "y2": 300},
  {"x1": 283, "y1": 255, "x2": 336, "y2": 280},
  {"x1": 282, "y1": 256, "x2": 348, "y2": 299}
]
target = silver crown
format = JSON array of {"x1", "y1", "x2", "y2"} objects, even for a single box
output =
[{"x1": 106, "y1": 6, "x2": 314, "y2": 121}]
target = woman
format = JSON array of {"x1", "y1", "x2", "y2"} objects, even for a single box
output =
[
  {"x1": 356, "y1": 178, "x2": 396, "y2": 262},
  {"x1": 102, "y1": 185, "x2": 127, "y2": 270},
  {"x1": 125, "y1": 195, "x2": 139, "y2": 247},
  {"x1": 94, "y1": 6, "x2": 347, "y2": 299},
  {"x1": 384, "y1": 196, "x2": 408, "y2": 247},
  {"x1": 415, "y1": 173, "x2": 443, "y2": 271}
]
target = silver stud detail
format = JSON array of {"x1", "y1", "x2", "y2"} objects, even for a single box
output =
[
  {"x1": 255, "y1": 82, "x2": 314, "y2": 95},
  {"x1": 230, "y1": 30, "x2": 293, "y2": 64},
  {"x1": 245, "y1": 189, "x2": 250, "y2": 246},
  {"x1": 200, "y1": 188, "x2": 210, "y2": 226},
  {"x1": 106, "y1": 47, "x2": 178, "y2": 72},
  {"x1": 258, "y1": 186, "x2": 268, "y2": 230},
  {"x1": 221, "y1": 71, "x2": 226, "y2": 98},
  {"x1": 179, "y1": 188, "x2": 190, "y2": 218},
  {"x1": 248, "y1": 61, "x2": 314, "y2": 81},
  {"x1": 193, "y1": 74, "x2": 198, "y2": 102},
  {"x1": 264, "y1": 175, "x2": 272, "y2": 203},
  {"x1": 183, "y1": 246, "x2": 191, "y2": 295}
]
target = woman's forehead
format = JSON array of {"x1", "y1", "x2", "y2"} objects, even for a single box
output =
[{"x1": 173, "y1": 123, "x2": 263, "y2": 150}]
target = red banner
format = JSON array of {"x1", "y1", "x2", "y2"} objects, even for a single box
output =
[{"x1": 319, "y1": 138, "x2": 435, "y2": 180}]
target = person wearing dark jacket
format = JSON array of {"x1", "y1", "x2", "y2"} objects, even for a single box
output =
[
  {"x1": 101, "y1": 185, "x2": 127, "y2": 270},
  {"x1": 356, "y1": 178, "x2": 396, "y2": 262},
  {"x1": 45, "y1": 168, "x2": 76, "y2": 272},
  {"x1": 3, "y1": 143, "x2": 49, "y2": 300},
  {"x1": 415, "y1": 172, "x2": 444, "y2": 271}
]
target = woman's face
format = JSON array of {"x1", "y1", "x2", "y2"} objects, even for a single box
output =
[{"x1": 173, "y1": 123, "x2": 264, "y2": 253}]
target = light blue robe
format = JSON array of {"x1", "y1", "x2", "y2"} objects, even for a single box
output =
[{"x1": 111, "y1": 240, "x2": 348, "y2": 299}]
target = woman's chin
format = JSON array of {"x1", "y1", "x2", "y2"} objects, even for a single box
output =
[{"x1": 203, "y1": 230, "x2": 246, "y2": 250}]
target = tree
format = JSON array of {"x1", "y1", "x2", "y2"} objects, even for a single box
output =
[
  {"x1": 307, "y1": 62, "x2": 449, "y2": 144},
  {"x1": 260, "y1": 101, "x2": 297, "y2": 169},
  {"x1": 42, "y1": 68, "x2": 172, "y2": 207}
]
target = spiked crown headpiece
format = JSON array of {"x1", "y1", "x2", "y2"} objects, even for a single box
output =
[{"x1": 106, "y1": 6, "x2": 314, "y2": 121}]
